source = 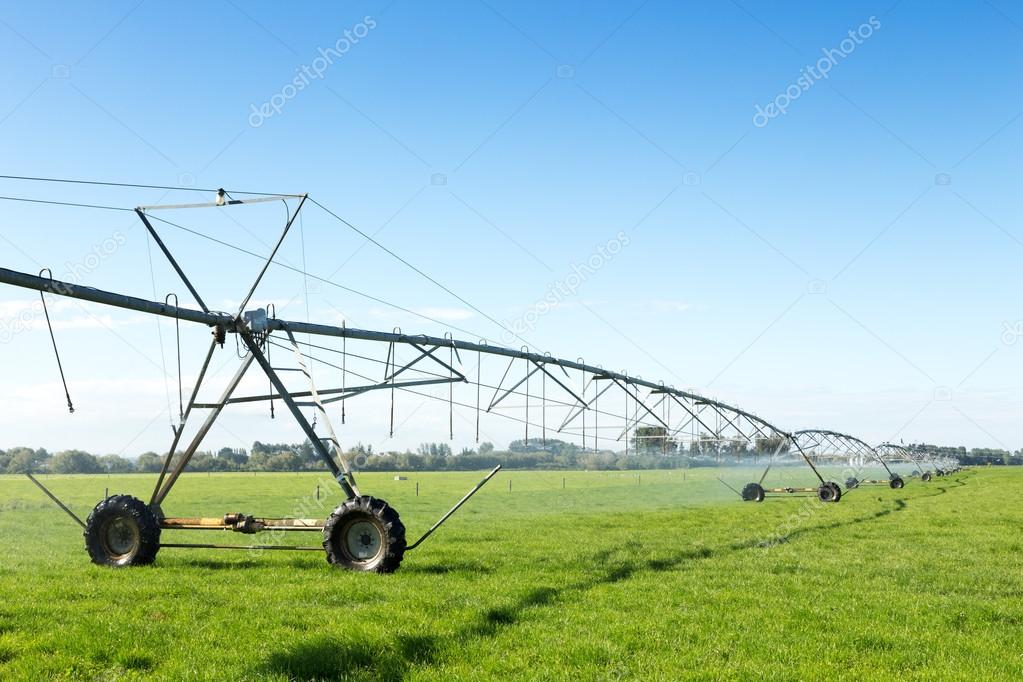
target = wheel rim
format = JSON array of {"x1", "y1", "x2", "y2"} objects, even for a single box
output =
[
  {"x1": 101, "y1": 516, "x2": 140, "y2": 559},
  {"x1": 340, "y1": 517, "x2": 384, "y2": 564}
]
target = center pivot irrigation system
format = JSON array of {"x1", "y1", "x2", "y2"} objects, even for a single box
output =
[
  {"x1": 876, "y1": 442, "x2": 956, "y2": 482},
  {"x1": 736, "y1": 430, "x2": 876, "y2": 503},
  {"x1": 798, "y1": 430, "x2": 905, "y2": 492},
  {"x1": 1, "y1": 178, "x2": 952, "y2": 572}
]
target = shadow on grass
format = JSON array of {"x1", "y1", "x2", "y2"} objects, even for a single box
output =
[
  {"x1": 161, "y1": 553, "x2": 323, "y2": 571},
  {"x1": 172, "y1": 558, "x2": 263, "y2": 570},
  {"x1": 262, "y1": 634, "x2": 437, "y2": 682},
  {"x1": 253, "y1": 544, "x2": 734, "y2": 679},
  {"x1": 256, "y1": 475, "x2": 973, "y2": 679},
  {"x1": 401, "y1": 560, "x2": 494, "y2": 576}
]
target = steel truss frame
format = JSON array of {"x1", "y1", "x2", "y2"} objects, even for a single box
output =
[
  {"x1": 0, "y1": 266, "x2": 818, "y2": 453},
  {"x1": 790, "y1": 430, "x2": 904, "y2": 492},
  {"x1": 1, "y1": 187, "x2": 887, "y2": 565},
  {"x1": 876, "y1": 442, "x2": 957, "y2": 480},
  {"x1": 10, "y1": 255, "x2": 855, "y2": 508},
  {"x1": 736, "y1": 429, "x2": 905, "y2": 503},
  {"x1": 3, "y1": 194, "x2": 501, "y2": 566}
]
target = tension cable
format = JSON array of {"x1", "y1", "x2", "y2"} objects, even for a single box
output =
[{"x1": 38, "y1": 269, "x2": 73, "y2": 413}]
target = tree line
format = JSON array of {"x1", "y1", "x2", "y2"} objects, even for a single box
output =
[
  {"x1": 907, "y1": 443, "x2": 1023, "y2": 466},
  {"x1": 2, "y1": 437, "x2": 1020, "y2": 475}
]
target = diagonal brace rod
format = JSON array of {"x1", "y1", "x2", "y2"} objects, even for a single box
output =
[{"x1": 152, "y1": 352, "x2": 254, "y2": 507}]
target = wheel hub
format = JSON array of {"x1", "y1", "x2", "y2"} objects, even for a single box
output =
[
  {"x1": 102, "y1": 517, "x2": 139, "y2": 557},
  {"x1": 344, "y1": 520, "x2": 382, "y2": 561}
]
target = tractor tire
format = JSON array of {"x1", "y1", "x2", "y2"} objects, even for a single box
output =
[
  {"x1": 817, "y1": 481, "x2": 842, "y2": 503},
  {"x1": 84, "y1": 495, "x2": 161, "y2": 567},
  {"x1": 323, "y1": 496, "x2": 406, "y2": 573},
  {"x1": 845, "y1": 477, "x2": 859, "y2": 490},
  {"x1": 889, "y1": 476, "x2": 905, "y2": 490},
  {"x1": 921, "y1": 472, "x2": 932, "y2": 482},
  {"x1": 741, "y1": 482, "x2": 765, "y2": 502}
]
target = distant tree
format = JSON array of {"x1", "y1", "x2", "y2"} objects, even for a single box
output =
[
  {"x1": 631, "y1": 427, "x2": 676, "y2": 455},
  {"x1": 6, "y1": 447, "x2": 50, "y2": 473},
  {"x1": 188, "y1": 452, "x2": 216, "y2": 472},
  {"x1": 348, "y1": 442, "x2": 374, "y2": 456},
  {"x1": 99, "y1": 454, "x2": 135, "y2": 473},
  {"x1": 296, "y1": 439, "x2": 319, "y2": 468},
  {"x1": 720, "y1": 439, "x2": 749, "y2": 462},
  {"x1": 361, "y1": 452, "x2": 396, "y2": 471},
  {"x1": 135, "y1": 452, "x2": 164, "y2": 473},
  {"x1": 251, "y1": 441, "x2": 314, "y2": 470},
  {"x1": 267, "y1": 450, "x2": 302, "y2": 471},
  {"x1": 217, "y1": 447, "x2": 249, "y2": 469},
  {"x1": 968, "y1": 447, "x2": 1011, "y2": 465},
  {"x1": 508, "y1": 439, "x2": 544, "y2": 453},
  {"x1": 478, "y1": 442, "x2": 495, "y2": 455},
  {"x1": 52, "y1": 450, "x2": 103, "y2": 474},
  {"x1": 396, "y1": 452, "x2": 424, "y2": 470},
  {"x1": 248, "y1": 448, "x2": 273, "y2": 471},
  {"x1": 417, "y1": 442, "x2": 451, "y2": 458},
  {"x1": 754, "y1": 435, "x2": 789, "y2": 456}
]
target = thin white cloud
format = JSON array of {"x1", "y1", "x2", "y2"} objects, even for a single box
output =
[
  {"x1": 645, "y1": 299, "x2": 696, "y2": 313},
  {"x1": 0, "y1": 299, "x2": 146, "y2": 333}
]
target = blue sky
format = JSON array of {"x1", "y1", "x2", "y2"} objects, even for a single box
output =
[{"x1": 0, "y1": 1, "x2": 1020, "y2": 456}]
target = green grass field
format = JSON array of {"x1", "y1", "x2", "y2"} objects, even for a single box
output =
[{"x1": 0, "y1": 466, "x2": 1020, "y2": 680}]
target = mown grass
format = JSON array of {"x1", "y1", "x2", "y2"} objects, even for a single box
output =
[{"x1": 0, "y1": 466, "x2": 1019, "y2": 680}]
